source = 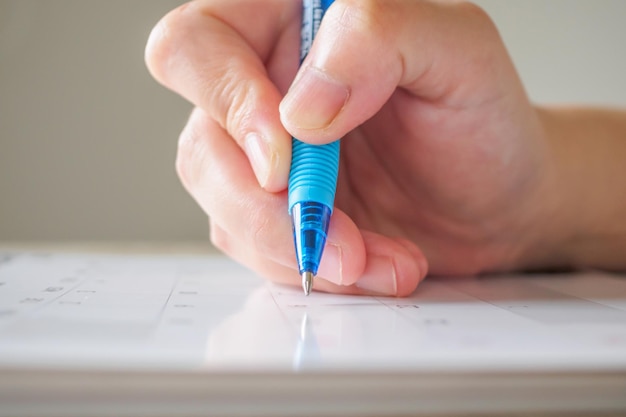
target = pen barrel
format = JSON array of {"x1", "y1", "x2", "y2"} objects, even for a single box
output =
[
  {"x1": 288, "y1": 139, "x2": 339, "y2": 212},
  {"x1": 289, "y1": 0, "x2": 337, "y2": 279},
  {"x1": 290, "y1": 201, "x2": 332, "y2": 275},
  {"x1": 300, "y1": 0, "x2": 335, "y2": 61}
]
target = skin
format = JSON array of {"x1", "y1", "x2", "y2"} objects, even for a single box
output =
[{"x1": 145, "y1": 0, "x2": 626, "y2": 296}]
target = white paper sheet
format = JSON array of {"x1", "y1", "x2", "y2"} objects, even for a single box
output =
[{"x1": 1, "y1": 251, "x2": 625, "y2": 416}]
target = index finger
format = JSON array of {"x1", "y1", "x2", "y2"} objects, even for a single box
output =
[{"x1": 145, "y1": 0, "x2": 300, "y2": 191}]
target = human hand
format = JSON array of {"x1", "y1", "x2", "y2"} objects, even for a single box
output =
[{"x1": 145, "y1": 0, "x2": 563, "y2": 296}]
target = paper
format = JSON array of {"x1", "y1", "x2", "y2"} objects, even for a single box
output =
[
  {"x1": 1, "y1": 251, "x2": 626, "y2": 372},
  {"x1": 1, "y1": 251, "x2": 626, "y2": 416}
]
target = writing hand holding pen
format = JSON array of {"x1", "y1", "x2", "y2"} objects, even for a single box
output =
[{"x1": 146, "y1": 0, "x2": 626, "y2": 296}]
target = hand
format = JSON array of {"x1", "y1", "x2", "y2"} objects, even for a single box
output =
[{"x1": 144, "y1": 0, "x2": 571, "y2": 296}]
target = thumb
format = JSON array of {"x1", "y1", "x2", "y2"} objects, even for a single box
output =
[{"x1": 279, "y1": 0, "x2": 507, "y2": 144}]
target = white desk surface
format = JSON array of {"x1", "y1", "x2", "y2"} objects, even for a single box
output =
[{"x1": 0, "y1": 244, "x2": 625, "y2": 417}]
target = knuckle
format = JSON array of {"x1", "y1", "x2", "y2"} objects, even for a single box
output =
[
  {"x1": 333, "y1": 0, "x2": 407, "y2": 46},
  {"x1": 202, "y1": 61, "x2": 256, "y2": 143},
  {"x1": 174, "y1": 139, "x2": 194, "y2": 193},
  {"x1": 145, "y1": 3, "x2": 190, "y2": 84},
  {"x1": 459, "y1": 1, "x2": 491, "y2": 21},
  {"x1": 175, "y1": 114, "x2": 208, "y2": 192},
  {"x1": 335, "y1": 0, "x2": 382, "y2": 36},
  {"x1": 209, "y1": 221, "x2": 231, "y2": 254},
  {"x1": 457, "y1": 2, "x2": 505, "y2": 68},
  {"x1": 458, "y1": 2, "x2": 499, "y2": 38}
]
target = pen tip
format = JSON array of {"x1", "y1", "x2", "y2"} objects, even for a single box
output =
[{"x1": 302, "y1": 271, "x2": 314, "y2": 296}]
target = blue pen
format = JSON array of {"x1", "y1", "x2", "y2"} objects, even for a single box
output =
[{"x1": 289, "y1": 0, "x2": 339, "y2": 296}]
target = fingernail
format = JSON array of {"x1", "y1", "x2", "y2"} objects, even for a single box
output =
[
  {"x1": 243, "y1": 133, "x2": 274, "y2": 188},
  {"x1": 280, "y1": 67, "x2": 349, "y2": 130},
  {"x1": 317, "y1": 242, "x2": 343, "y2": 285},
  {"x1": 355, "y1": 256, "x2": 398, "y2": 296}
]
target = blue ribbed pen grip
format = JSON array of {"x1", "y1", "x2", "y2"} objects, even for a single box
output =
[
  {"x1": 288, "y1": 139, "x2": 339, "y2": 276},
  {"x1": 288, "y1": 139, "x2": 339, "y2": 212}
]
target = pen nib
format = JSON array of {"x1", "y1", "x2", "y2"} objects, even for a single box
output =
[{"x1": 302, "y1": 271, "x2": 314, "y2": 296}]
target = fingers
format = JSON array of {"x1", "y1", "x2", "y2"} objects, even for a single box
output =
[
  {"x1": 175, "y1": 108, "x2": 287, "y2": 247},
  {"x1": 178, "y1": 108, "x2": 364, "y2": 286},
  {"x1": 279, "y1": 0, "x2": 510, "y2": 144},
  {"x1": 353, "y1": 231, "x2": 427, "y2": 296},
  {"x1": 209, "y1": 219, "x2": 359, "y2": 295},
  {"x1": 145, "y1": 0, "x2": 300, "y2": 191},
  {"x1": 210, "y1": 219, "x2": 427, "y2": 297},
  {"x1": 147, "y1": 0, "x2": 442, "y2": 294},
  {"x1": 182, "y1": 108, "x2": 427, "y2": 296},
  {"x1": 146, "y1": 1, "x2": 510, "y2": 183}
]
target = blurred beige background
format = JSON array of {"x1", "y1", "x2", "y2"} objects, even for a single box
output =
[{"x1": 1, "y1": 0, "x2": 625, "y2": 242}]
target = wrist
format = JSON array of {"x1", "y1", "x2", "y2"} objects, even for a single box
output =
[
  {"x1": 522, "y1": 106, "x2": 626, "y2": 271},
  {"x1": 506, "y1": 106, "x2": 568, "y2": 271}
]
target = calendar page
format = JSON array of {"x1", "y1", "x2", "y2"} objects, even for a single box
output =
[
  {"x1": 1, "y1": 251, "x2": 625, "y2": 417},
  {"x1": 1, "y1": 251, "x2": 626, "y2": 372}
]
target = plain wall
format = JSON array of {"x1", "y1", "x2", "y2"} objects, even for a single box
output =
[{"x1": 1, "y1": 0, "x2": 625, "y2": 242}]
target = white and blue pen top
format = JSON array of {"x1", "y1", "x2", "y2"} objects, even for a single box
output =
[{"x1": 288, "y1": 0, "x2": 339, "y2": 295}]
